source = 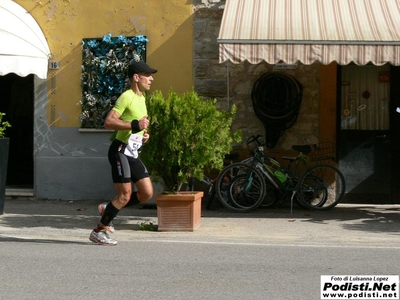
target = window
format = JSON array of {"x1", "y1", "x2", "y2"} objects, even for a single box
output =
[
  {"x1": 79, "y1": 34, "x2": 147, "y2": 128},
  {"x1": 341, "y1": 65, "x2": 390, "y2": 130}
]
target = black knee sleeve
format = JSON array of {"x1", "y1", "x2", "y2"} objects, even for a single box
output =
[{"x1": 100, "y1": 202, "x2": 119, "y2": 226}]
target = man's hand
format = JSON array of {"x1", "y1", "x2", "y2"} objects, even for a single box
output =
[
  {"x1": 131, "y1": 115, "x2": 149, "y2": 133},
  {"x1": 143, "y1": 132, "x2": 150, "y2": 143},
  {"x1": 138, "y1": 115, "x2": 149, "y2": 130}
]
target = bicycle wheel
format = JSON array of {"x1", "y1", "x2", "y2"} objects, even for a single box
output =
[
  {"x1": 297, "y1": 164, "x2": 345, "y2": 210},
  {"x1": 259, "y1": 182, "x2": 280, "y2": 208},
  {"x1": 215, "y1": 162, "x2": 266, "y2": 212}
]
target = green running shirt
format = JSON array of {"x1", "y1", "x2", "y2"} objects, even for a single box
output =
[{"x1": 111, "y1": 89, "x2": 147, "y2": 144}]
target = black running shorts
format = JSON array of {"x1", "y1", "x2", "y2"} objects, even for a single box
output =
[{"x1": 108, "y1": 140, "x2": 150, "y2": 183}]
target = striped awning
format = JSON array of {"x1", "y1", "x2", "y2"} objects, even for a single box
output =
[{"x1": 218, "y1": 0, "x2": 400, "y2": 65}]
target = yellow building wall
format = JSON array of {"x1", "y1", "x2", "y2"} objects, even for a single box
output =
[{"x1": 15, "y1": 0, "x2": 194, "y2": 127}]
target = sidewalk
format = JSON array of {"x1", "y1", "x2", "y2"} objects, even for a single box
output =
[{"x1": 1, "y1": 198, "x2": 399, "y2": 247}]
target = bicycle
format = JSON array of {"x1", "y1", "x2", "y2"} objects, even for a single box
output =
[
  {"x1": 200, "y1": 152, "x2": 241, "y2": 210},
  {"x1": 214, "y1": 135, "x2": 346, "y2": 212}
]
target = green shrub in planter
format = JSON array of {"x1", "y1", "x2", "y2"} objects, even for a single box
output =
[
  {"x1": 0, "y1": 112, "x2": 11, "y2": 138},
  {"x1": 141, "y1": 89, "x2": 241, "y2": 193}
]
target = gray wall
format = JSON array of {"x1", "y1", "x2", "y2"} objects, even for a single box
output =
[
  {"x1": 34, "y1": 81, "x2": 114, "y2": 201},
  {"x1": 34, "y1": 127, "x2": 114, "y2": 200},
  {"x1": 34, "y1": 125, "x2": 164, "y2": 201}
]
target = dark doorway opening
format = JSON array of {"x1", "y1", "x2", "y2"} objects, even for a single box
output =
[
  {"x1": 339, "y1": 65, "x2": 400, "y2": 204},
  {"x1": 0, "y1": 73, "x2": 34, "y2": 188}
]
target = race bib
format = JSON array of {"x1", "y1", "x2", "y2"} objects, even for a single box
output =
[{"x1": 124, "y1": 134, "x2": 143, "y2": 158}]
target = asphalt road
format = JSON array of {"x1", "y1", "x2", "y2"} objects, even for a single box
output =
[{"x1": 1, "y1": 239, "x2": 400, "y2": 300}]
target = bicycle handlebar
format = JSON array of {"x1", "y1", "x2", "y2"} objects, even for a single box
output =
[
  {"x1": 246, "y1": 135, "x2": 264, "y2": 146},
  {"x1": 247, "y1": 134, "x2": 314, "y2": 155}
]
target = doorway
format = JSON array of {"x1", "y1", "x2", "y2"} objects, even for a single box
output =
[
  {"x1": 339, "y1": 65, "x2": 400, "y2": 203},
  {"x1": 0, "y1": 73, "x2": 34, "y2": 188}
]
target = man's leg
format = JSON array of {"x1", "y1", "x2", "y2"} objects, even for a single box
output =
[
  {"x1": 136, "y1": 177, "x2": 153, "y2": 202},
  {"x1": 97, "y1": 182, "x2": 131, "y2": 228},
  {"x1": 125, "y1": 177, "x2": 153, "y2": 207},
  {"x1": 89, "y1": 182, "x2": 131, "y2": 246},
  {"x1": 111, "y1": 182, "x2": 132, "y2": 209}
]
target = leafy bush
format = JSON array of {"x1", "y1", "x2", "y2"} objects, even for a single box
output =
[
  {"x1": 141, "y1": 89, "x2": 241, "y2": 193},
  {"x1": 0, "y1": 113, "x2": 11, "y2": 138}
]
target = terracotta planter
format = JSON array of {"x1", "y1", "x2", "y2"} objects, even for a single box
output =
[{"x1": 156, "y1": 191, "x2": 203, "y2": 232}]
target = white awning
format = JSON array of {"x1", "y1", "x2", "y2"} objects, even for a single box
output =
[
  {"x1": 0, "y1": 0, "x2": 51, "y2": 79},
  {"x1": 218, "y1": 0, "x2": 400, "y2": 65}
]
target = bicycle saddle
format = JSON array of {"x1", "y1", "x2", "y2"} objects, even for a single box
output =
[{"x1": 292, "y1": 145, "x2": 312, "y2": 154}]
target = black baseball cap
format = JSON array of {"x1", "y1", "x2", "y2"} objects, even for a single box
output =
[{"x1": 128, "y1": 60, "x2": 157, "y2": 78}]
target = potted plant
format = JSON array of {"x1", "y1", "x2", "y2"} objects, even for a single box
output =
[
  {"x1": 0, "y1": 112, "x2": 12, "y2": 215},
  {"x1": 141, "y1": 89, "x2": 241, "y2": 231}
]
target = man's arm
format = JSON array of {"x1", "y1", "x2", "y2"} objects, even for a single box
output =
[
  {"x1": 104, "y1": 110, "x2": 149, "y2": 132},
  {"x1": 104, "y1": 110, "x2": 131, "y2": 130}
]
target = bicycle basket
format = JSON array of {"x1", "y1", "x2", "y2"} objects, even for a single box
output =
[{"x1": 308, "y1": 142, "x2": 336, "y2": 162}]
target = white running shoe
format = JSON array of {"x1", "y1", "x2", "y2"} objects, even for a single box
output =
[
  {"x1": 97, "y1": 202, "x2": 115, "y2": 233},
  {"x1": 89, "y1": 229, "x2": 117, "y2": 246}
]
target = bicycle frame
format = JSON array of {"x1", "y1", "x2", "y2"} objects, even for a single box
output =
[
  {"x1": 244, "y1": 145, "x2": 312, "y2": 196},
  {"x1": 241, "y1": 151, "x2": 278, "y2": 189}
]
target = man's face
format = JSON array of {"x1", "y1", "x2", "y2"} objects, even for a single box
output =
[{"x1": 137, "y1": 73, "x2": 154, "y2": 91}]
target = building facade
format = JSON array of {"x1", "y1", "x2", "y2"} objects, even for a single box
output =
[{"x1": 1, "y1": 0, "x2": 399, "y2": 203}]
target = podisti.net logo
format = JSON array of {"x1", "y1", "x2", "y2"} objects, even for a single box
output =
[{"x1": 321, "y1": 275, "x2": 399, "y2": 299}]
